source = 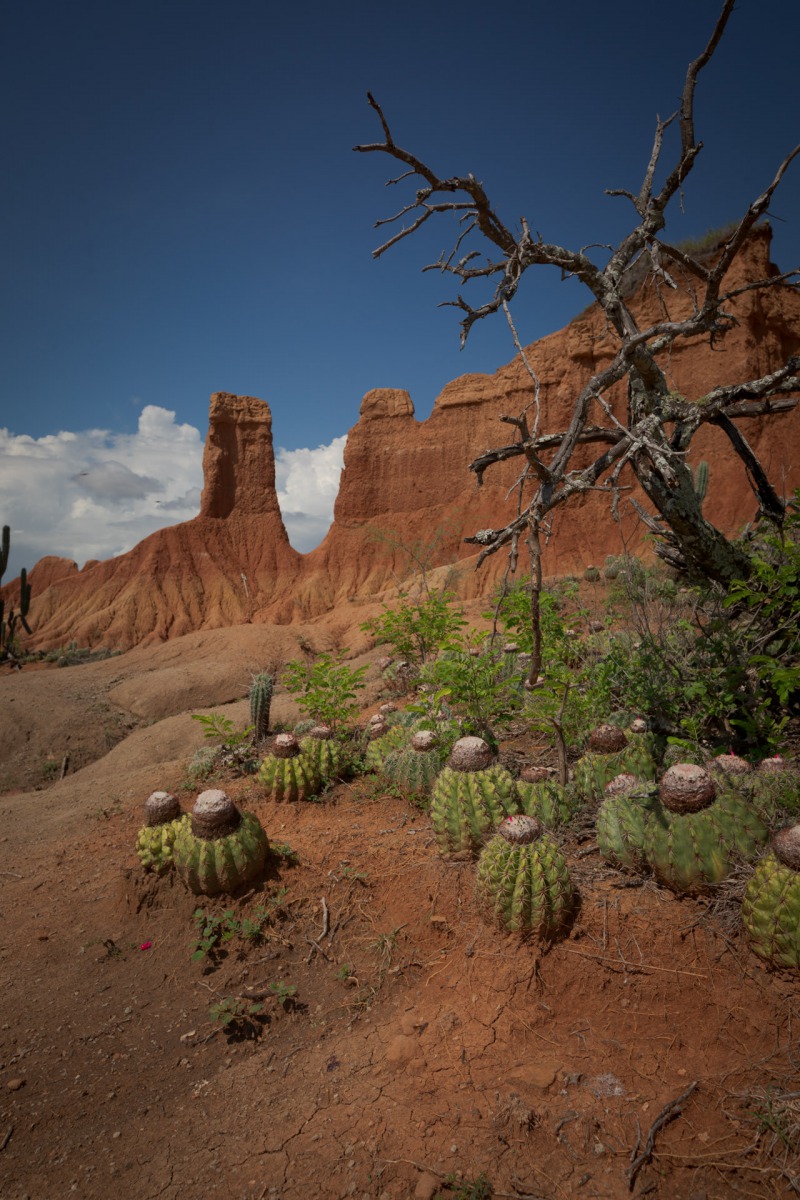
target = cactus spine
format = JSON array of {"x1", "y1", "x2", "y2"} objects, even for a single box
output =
[
  {"x1": 596, "y1": 776, "x2": 658, "y2": 870},
  {"x1": 299, "y1": 725, "x2": 351, "y2": 783},
  {"x1": 516, "y1": 779, "x2": 581, "y2": 830},
  {"x1": 257, "y1": 734, "x2": 322, "y2": 802},
  {"x1": 135, "y1": 791, "x2": 188, "y2": 874},
  {"x1": 430, "y1": 738, "x2": 519, "y2": 856},
  {"x1": 643, "y1": 764, "x2": 768, "y2": 893},
  {"x1": 173, "y1": 790, "x2": 268, "y2": 896},
  {"x1": 741, "y1": 825, "x2": 800, "y2": 970},
  {"x1": 693, "y1": 460, "x2": 709, "y2": 508},
  {"x1": 475, "y1": 815, "x2": 574, "y2": 939},
  {"x1": 572, "y1": 726, "x2": 656, "y2": 802},
  {"x1": 249, "y1": 672, "x2": 273, "y2": 741},
  {"x1": 382, "y1": 731, "x2": 445, "y2": 800}
]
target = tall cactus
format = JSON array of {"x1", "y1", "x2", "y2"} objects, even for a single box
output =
[
  {"x1": 693, "y1": 460, "x2": 709, "y2": 508},
  {"x1": 0, "y1": 525, "x2": 33, "y2": 661},
  {"x1": 249, "y1": 672, "x2": 274, "y2": 742}
]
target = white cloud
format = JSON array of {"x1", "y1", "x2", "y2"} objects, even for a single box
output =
[
  {"x1": 0, "y1": 406, "x2": 205, "y2": 581},
  {"x1": 275, "y1": 436, "x2": 346, "y2": 552},
  {"x1": 0, "y1": 410, "x2": 346, "y2": 580}
]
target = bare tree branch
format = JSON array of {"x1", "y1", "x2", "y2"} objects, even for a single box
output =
[{"x1": 356, "y1": 3, "x2": 799, "y2": 587}]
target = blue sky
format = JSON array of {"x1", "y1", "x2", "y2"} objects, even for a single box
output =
[{"x1": 1, "y1": 0, "x2": 798, "y2": 581}]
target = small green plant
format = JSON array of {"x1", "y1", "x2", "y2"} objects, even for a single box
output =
[
  {"x1": 335, "y1": 963, "x2": 354, "y2": 981},
  {"x1": 361, "y1": 587, "x2": 466, "y2": 666},
  {"x1": 191, "y1": 712, "x2": 255, "y2": 747},
  {"x1": 271, "y1": 841, "x2": 299, "y2": 865},
  {"x1": 209, "y1": 995, "x2": 265, "y2": 1037},
  {"x1": 369, "y1": 926, "x2": 401, "y2": 967},
  {"x1": 267, "y1": 980, "x2": 298, "y2": 1009},
  {"x1": 434, "y1": 1172, "x2": 493, "y2": 1200},
  {"x1": 282, "y1": 651, "x2": 367, "y2": 732},
  {"x1": 190, "y1": 908, "x2": 239, "y2": 962},
  {"x1": 190, "y1": 890, "x2": 288, "y2": 961}
]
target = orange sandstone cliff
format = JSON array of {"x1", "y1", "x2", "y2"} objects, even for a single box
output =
[{"x1": 11, "y1": 227, "x2": 800, "y2": 651}]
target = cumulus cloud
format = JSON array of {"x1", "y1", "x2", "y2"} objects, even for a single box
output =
[
  {"x1": 0, "y1": 409, "x2": 346, "y2": 580},
  {"x1": 275, "y1": 436, "x2": 346, "y2": 552},
  {"x1": 0, "y1": 407, "x2": 205, "y2": 580}
]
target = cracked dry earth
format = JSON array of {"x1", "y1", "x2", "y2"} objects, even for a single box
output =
[{"x1": 2, "y1": 653, "x2": 799, "y2": 1200}]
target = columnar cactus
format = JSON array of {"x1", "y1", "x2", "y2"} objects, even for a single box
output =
[
  {"x1": 643, "y1": 764, "x2": 768, "y2": 893},
  {"x1": 430, "y1": 737, "x2": 519, "y2": 856},
  {"x1": 741, "y1": 825, "x2": 800, "y2": 970},
  {"x1": 596, "y1": 775, "x2": 658, "y2": 870},
  {"x1": 475, "y1": 815, "x2": 574, "y2": 938},
  {"x1": 135, "y1": 791, "x2": 188, "y2": 873},
  {"x1": 249, "y1": 672, "x2": 274, "y2": 741},
  {"x1": 572, "y1": 725, "x2": 656, "y2": 802},
  {"x1": 517, "y1": 778, "x2": 582, "y2": 830},
  {"x1": 257, "y1": 733, "x2": 322, "y2": 802},
  {"x1": 299, "y1": 724, "x2": 350, "y2": 782},
  {"x1": 382, "y1": 729, "x2": 446, "y2": 800},
  {"x1": 173, "y1": 790, "x2": 268, "y2": 896}
]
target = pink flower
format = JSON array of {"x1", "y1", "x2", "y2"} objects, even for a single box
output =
[{"x1": 140, "y1": 941, "x2": 152, "y2": 951}]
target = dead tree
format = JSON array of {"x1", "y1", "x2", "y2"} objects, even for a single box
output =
[{"x1": 354, "y1": 0, "x2": 799, "y2": 640}]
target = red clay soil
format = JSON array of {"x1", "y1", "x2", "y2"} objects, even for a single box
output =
[{"x1": 1, "y1": 636, "x2": 798, "y2": 1200}]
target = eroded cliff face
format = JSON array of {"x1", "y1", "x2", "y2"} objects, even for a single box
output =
[
  {"x1": 301, "y1": 226, "x2": 800, "y2": 605},
  {"x1": 15, "y1": 394, "x2": 303, "y2": 650},
  {"x1": 12, "y1": 230, "x2": 800, "y2": 650}
]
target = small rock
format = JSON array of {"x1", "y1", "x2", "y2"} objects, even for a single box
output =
[
  {"x1": 7, "y1": 1077, "x2": 25, "y2": 1091},
  {"x1": 414, "y1": 1175, "x2": 440, "y2": 1200}
]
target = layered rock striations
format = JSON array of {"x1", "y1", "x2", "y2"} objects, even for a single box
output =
[
  {"x1": 10, "y1": 229, "x2": 800, "y2": 650},
  {"x1": 16, "y1": 395, "x2": 303, "y2": 650}
]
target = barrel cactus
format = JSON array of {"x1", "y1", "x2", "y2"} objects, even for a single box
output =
[
  {"x1": 299, "y1": 724, "x2": 351, "y2": 783},
  {"x1": 257, "y1": 733, "x2": 322, "y2": 802},
  {"x1": 429, "y1": 737, "x2": 519, "y2": 856},
  {"x1": 382, "y1": 729, "x2": 446, "y2": 800},
  {"x1": 741, "y1": 825, "x2": 800, "y2": 970},
  {"x1": 750, "y1": 757, "x2": 800, "y2": 827},
  {"x1": 596, "y1": 775, "x2": 658, "y2": 871},
  {"x1": 572, "y1": 724, "x2": 656, "y2": 802},
  {"x1": 643, "y1": 764, "x2": 768, "y2": 893},
  {"x1": 173, "y1": 790, "x2": 269, "y2": 896},
  {"x1": 517, "y1": 778, "x2": 582, "y2": 830},
  {"x1": 249, "y1": 672, "x2": 274, "y2": 741},
  {"x1": 662, "y1": 740, "x2": 708, "y2": 769},
  {"x1": 135, "y1": 791, "x2": 188, "y2": 874},
  {"x1": 364, "y1": 723, "x2": 413, "y2": 772},
  {"x1": 475, "y1": 815, "x2": 574, "y2": 939}
]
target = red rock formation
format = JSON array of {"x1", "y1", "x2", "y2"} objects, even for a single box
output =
[
  {"x1": 13, "y1": 395, "x2": 302, "y2": 650},
  {"x1": 9, "y1": 231, "x2": 800, "y2": 651}
]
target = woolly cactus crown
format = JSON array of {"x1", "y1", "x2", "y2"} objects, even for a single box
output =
[
  {"x1": 273, "y1": 733, "x2": 301, "y2": 759},
  {"x1": 448, "y1": 736, "x2": 494, "y2": 772},
  {"x1": 520, "y1": 766, "x2": 552, "y2": 784},
  {"x1": 605, "y1": 773, "x2": 646, "y2": 797},
  {"x1": 713, "y1": 753, "x2": 751, "y2": 777},
  {"x1": 772, "y1": 824, "x2": 800, "y2": 871},
  {"x1": 191, "y1": 790, "x2": 241, "y2": 839},
  {"x1": 307, "y1": 724, "x2": 333, "y2": 741},
  {"x1": 499, "y1": 814, "x2": 543, "y2": 844},
  {"x1": 144, "y1": 791, "x2": 181, "y2": 827},
  {"x1": 659, "y1": 764, "x2": 717, "y2": 814},
  {"x1": 411, "y1": 729, "x2": 438, "y2": 752},
  {"x1": 589, "y1": 724, "x2": 628, "y2": 754}
]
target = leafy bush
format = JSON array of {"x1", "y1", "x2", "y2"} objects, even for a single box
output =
[
  {"x1": 593, "y1": 500, "x2": 800, "y2": 751},
  {"x1": 282, "y1": 651, "x2": 367, "y2": 732},
  {"x1": 361, "y1": 588, "x2": 465, "y2": 666}
]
